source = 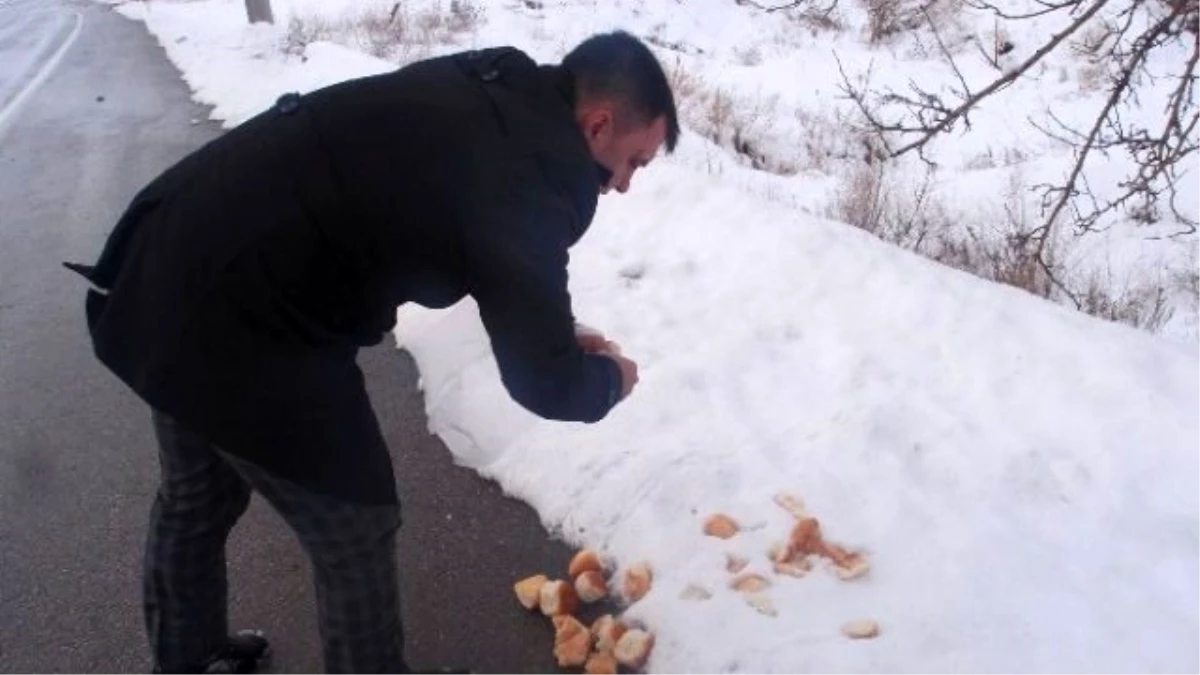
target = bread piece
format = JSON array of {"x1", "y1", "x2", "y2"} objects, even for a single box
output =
[
  {"x1": 591, "y1": 615, "x2": 628, "y2": 652},
  {"x1": 725, "y1": 553, "x2": 749, "y2": 574},
  {"x1": 841, "y1": 618, "x2": 880, "y2": 639},
  {"x1": 818, "y1": 540, "x2": 856, "y2": 568},
  {"x1": 584, "y1": 651, "x2": 619, "y2": 675},
  {"x1": 730, "y1": 572, "x2": 771, "y2": 593},
  {"x1": 575, "y1": 570, "x2": 608, "y2": 603},
  {"x1": 513, "y1": 574, "x2": 548, "y2": 610},
  {"x1": 552, "y1": 615, "x2": 592, "y2": 667},
  {"x1": 613, "y1": 629, "x2": 655, "y2": 670},
  {"x1": 622, "y1": 562, "x2": 653, "y2": 603},
  {"x1": 569, "y1": 549, "x2": 604, "y2": 579},
  {"x1": 703, "y1": 513, "x2": 740, "y2": 539},
  {"x1": 773, "y1": 558, "x2": 811, "y2": 578},
  {"x1": 744, "y1": 592, "x2": 778, "y2": 617},
  {"x1": 773, "y1": 493, "x2": 808, "y2": 520},
  {"x1": 835, "y1": 553, "x2": 870, "y2": 581},
  {"x1": 539, "y1": 579, "x2": 579, "y2": 616},
  {"x1": 767, "y1": 541, "x2": 786, "y2": 563},
  {"x1": 787, "y1": 517, "x2": 822, "y2": 559}
]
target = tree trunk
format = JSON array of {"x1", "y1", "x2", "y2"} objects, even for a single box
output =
[{"x1": 244, "y1": 0, "x2": 274, "y2": 24}]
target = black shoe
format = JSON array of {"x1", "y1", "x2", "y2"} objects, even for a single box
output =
[{"x1": 201, "y1": 630, "x2": 271, "y2": 674}]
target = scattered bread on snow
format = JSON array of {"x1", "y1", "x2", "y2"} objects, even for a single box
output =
[
  {"x1": 575, "y1": 570, "x2": 609, "y2": 603},
  {"x1": 841, "y1": 618, "x2": 881, "y2": 639},
  {"x1": 568, "y1": 549, "x2": 604, "y2": 579},
  {"x1": 613, "y1": 629, "x2": 655, "y2": 670},
  {"x1": 622, "y1": 562, "x2": 653, "y2": 603},
  {"x1": 552, "y1": 615, "x2": 592, "y2": 667},
  {"x1": 591, "y1": 615, "x2": 628, "y2": 653},
  {"x1": 703, "y1": 513, "x2": 740, "y2": 539},
  {"x1": 513, "y1": 574, "x2": 548, "y2": 610},
  {"x1": 512, "y1": 497, "x2": 871, "y2": 672},
  {"x1": 584, "y1": 651, "x2": 618, "y2": 675},
  {"x1": 539, "y1": 579, "x2": 579, "y2": 617}
]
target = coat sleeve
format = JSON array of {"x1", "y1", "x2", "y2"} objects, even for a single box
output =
[{"x1": 461, "y1": 181, "x2": 622, "y2": 423}]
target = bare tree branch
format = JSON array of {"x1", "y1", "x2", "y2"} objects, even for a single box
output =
[
  {"x1": 838, "y1": 0, "x2": 1197, "y2": 311},
  {"x1": 737, "y1": 0, "x2": 838, "y2": 13},
  {"x1": 964, "y1": 0, "x2": 1086, "y2": 21},
  {"x1": 893, "y1": 0, "x2": 1110, "y2": 157},
  {"x1": 1038, "y1": 0, "x2": 1198, "y2": 238}
]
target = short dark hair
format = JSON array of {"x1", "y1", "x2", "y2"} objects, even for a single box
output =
[{"x1": 563, "y1": 31, "x2": 681, "y2": 153}]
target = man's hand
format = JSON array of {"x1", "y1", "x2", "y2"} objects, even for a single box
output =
[
  {"x1": 576, "y1": 330, "x2": 612, "y2": 355},
  {"x1": 576, "y1": 325, "x2": 637, "y2": 400},
  {"x1": 608, "y1": 352, "x2": 639, "y2": 400}
]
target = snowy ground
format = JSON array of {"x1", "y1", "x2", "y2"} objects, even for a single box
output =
[{"x1": 107, "y1": 0, "x2": 1198, "y2": 672}]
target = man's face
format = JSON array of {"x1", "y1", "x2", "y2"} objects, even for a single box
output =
[{"x1": 578, "y1": 108, "x2": 667, "y2": 194}]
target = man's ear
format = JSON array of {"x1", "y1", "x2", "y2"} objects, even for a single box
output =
[{"x1": 581, "y1": 106, "x2": 615, "y2": 144}]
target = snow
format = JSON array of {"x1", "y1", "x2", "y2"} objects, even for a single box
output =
[
  {"x1": 106, "y1": 0, "x2": 1198, "y2": 672},
  {"x1": 397, "y1": 157, "x2": 1199, "y2": 672}
]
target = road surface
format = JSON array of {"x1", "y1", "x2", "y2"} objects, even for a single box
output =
[{"x1": 0, "y1": 1, "x2": 581, "y2": 671}]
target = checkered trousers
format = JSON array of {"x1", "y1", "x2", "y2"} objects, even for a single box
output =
[{"x1": 144, "y1": 409, "x2": 405, "y2": 673}]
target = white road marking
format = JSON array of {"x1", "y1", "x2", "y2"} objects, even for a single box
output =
[{"x1": 0, "y1": 10, "x2": 82, "y2": 144}]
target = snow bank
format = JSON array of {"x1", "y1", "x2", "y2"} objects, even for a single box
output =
[{"x1": 396, "y1": 154, "x2": 1199, "y2": 672}]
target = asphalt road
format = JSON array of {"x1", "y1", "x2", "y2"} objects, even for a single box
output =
[{"x1": 0, "y1": 2, "x2": 586, "y2": 672}]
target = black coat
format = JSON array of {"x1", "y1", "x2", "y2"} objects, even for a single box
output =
[{"x1": 68, "y1": 47, "x2": 623, "y2": 504}]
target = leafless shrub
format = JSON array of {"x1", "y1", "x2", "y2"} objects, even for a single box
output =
[
  {"x1": 1077, "y1": 270, "x2": 1174, "y2": 330},
  {"x1": 795, "y1": 107, "x2": 861, "y2": 171},
  {"x1": 831, "y1": 161, "x2": 1181, "y2": 331},
  {"x1": 668, "y1": 58, "x2": 808, "y2": 173},
  {"x1": 1175, "y1": 254, "x2": 1200, "y2": 299},
  {"x1": 1127, "y1": 199, "x2": 1161, "y2": 224},
  {"x1": 832, "y1": 160, "x2": 944, "y2": 250},
  {"x1": 735, "y1": 45, "x2": 765, "y2": 65},
  {"x1": 283, "y1": 14, "x2": 333, "y2": 56},
  {"x1": 413, "y1": 7, "x2": 444, "y2": 46},
  {"x1": 834, "y1": 161, "x2": 889, "y2": 233},
  {"x1": 667, "y1": 58, "x2": 704, "y2": 101},
  {"x1": 361, "y1": 4, "x2": 407, "y2": 58},
  {"x1": 282, "y1": 2, "x2": 485, "y2": 61},
  {"x1": 738, "y1": 0, "x2": 846, "y2": 36},
  {"x1": 864, "y1": 0, "x2": 925, "y2": 42},
  {"x1": 448, "y1": 0, "x2": 483, "y2": 32},
  {"x1": 963, "y1": 145, "x2": 1030, "y2": 170},
  {"x1": 282, "y1": 5, "x2": 406, "y2": 60}
]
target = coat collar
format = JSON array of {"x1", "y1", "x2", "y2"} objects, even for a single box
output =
[{"x1": 541, "y1": 65, "x2": 611, "y2": 192}]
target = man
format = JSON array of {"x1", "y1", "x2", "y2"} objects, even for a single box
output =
[{"x1": 66, "y1": 29, "x2": 679, "y2": 674}]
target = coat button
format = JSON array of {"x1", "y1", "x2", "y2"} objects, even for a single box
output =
[
  {"x1": 275, "y1": 92, "x2": 301, "y2": 114},
  {"x1": 480, "y1": 69, "x2": 499, "y2": 82}
]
